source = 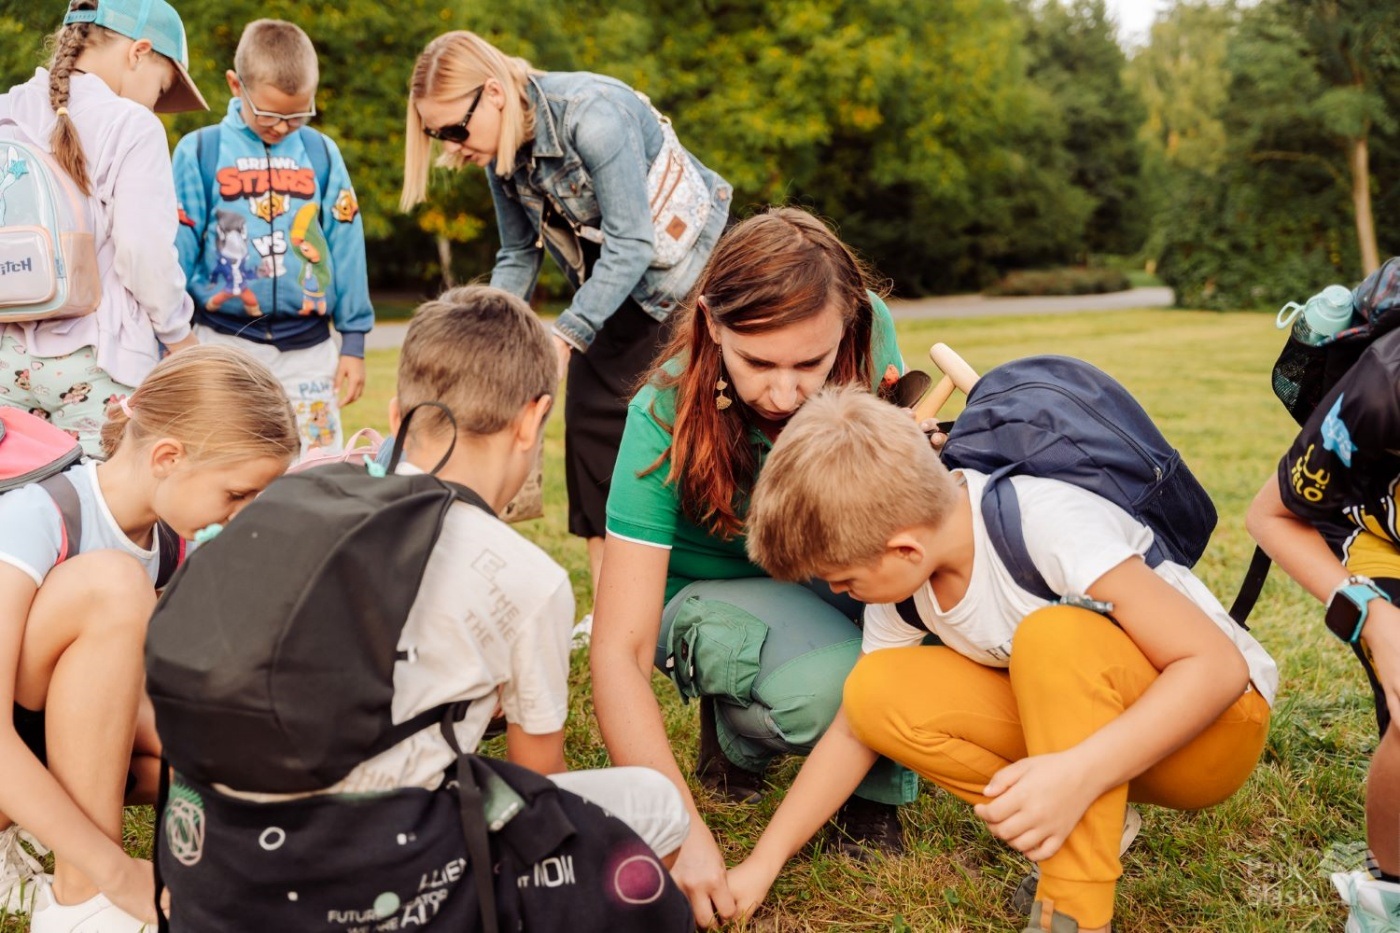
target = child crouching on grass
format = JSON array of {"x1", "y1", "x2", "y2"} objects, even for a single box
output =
[
  {"x1": 0, "y1": 346, "x2": 298, "y2": 932},
  {"x1": 726, "y1": 388, "x2": 1278, "y2": 933}
]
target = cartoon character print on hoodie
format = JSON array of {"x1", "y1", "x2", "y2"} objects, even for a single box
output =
[{"x1": 171, "y1": 98, "x2": 372, "y2": 357}]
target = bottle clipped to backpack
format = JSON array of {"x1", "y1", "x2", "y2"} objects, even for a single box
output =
[{"x1": 1277, "y1": 284, "x2": 1355, "y2": 346}]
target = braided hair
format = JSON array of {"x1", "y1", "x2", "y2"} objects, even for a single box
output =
[{"x1": 43, "y1": 0, "x2": 116, "y2": 196}]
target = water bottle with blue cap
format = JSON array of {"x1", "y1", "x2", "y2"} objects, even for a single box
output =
[{"x1": 1277, "y1": 284, "x2": 1354, "y2": 346}]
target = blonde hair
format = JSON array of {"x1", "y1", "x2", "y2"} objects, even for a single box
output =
[
  {"x1": 234, "y1": 19, "x2": 319, "y2": 95},
  {"x1": 396, "y1": 285, "x2": 554, "y2": 440},
  {"x1": 44, "y1": 0, "x2": 120, "y2": 196},
  {"x1": 400, "y1": 31, "x2": 538, "y2": 210},
  {"x1": 746, "y1": 387, "x2": 958, "y2": 581},
  {"x1": 100, "y1": 345, "x2": 300, "y2": 467}
]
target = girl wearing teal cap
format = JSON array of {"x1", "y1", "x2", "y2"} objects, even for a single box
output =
[{"x1": 0, "y1": 0, "x2": 207, "y2": 457}]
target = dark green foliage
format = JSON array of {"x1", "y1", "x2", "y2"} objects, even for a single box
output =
[
  {"x1": 2, "y1": 0, "x2": 1151, "y2": 298},
  {"x1": 1139, "y1": 0, "x2": 1400, "y2": 309},
  {"x1": 1017, "y1": 0, "x2": 1149, "y2": 258}
]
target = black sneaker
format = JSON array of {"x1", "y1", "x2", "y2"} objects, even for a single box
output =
[
  {"x1": 695, "y1": 696, "x2": 766, "y2": 804},
  {"x1": 822, "y1": 796, "x2": 905, "y2": 860}
]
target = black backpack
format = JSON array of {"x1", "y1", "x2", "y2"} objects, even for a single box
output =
[
  {"x1": 146, "y1": 410, "x2": 690, "y2": 931},
  {"x1": 1271, "y1": 256, "x2": 1400, "y2": 428},
  {"x1": 145, "y1": 458, "x2": 476, "y2": 792},
  {"x1": 1232, "y1": 258, "x2": 1400, "y2": 624},
  {"x1": 156, "y1": 745, "x2": 693, "y2": 933}
]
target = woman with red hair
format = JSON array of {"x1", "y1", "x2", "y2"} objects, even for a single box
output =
[{"x1": 591, "y1": 207, "x2": 919, "y2": 927}]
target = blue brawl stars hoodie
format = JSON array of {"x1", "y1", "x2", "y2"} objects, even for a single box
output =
[{"x1": 172, "y1": 99, "x2": 373, "y2": 358}]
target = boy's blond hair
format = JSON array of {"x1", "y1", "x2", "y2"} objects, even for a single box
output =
[
  {"x1": 234, "y1": 19, "x2": 318, "y2": 95},
  {"x1": 396, "y1": 286, "x2": 554, "y2": 440},
  {"x1": 747, "y1": 387, "x2": 959, "y2": 581}
]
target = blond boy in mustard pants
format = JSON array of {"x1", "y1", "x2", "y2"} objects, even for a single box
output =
[{"x1": 726, "y1": 388, "x2": 1278, "y2": 933}]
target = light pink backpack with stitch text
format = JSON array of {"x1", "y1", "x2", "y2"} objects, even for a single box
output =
[{"x1": 0, "y1": 116, "x2": 101, "y2": 322}]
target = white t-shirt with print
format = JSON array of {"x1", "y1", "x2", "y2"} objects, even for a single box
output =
[
  {"x1": 861, "y1": 469, "x2": 1279, "y2": 706},
  {"x1": 223, "y1": 466, "x2": 575, "y2": 799},
  {"x1": 0, "y1": 461, "x2": 162, "y2": 586}
]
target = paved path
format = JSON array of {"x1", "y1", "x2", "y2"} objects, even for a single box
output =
[{"x1": 365, "y1": 286, "x2": 1173, "y2": 351}]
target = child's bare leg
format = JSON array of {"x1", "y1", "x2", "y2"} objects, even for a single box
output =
[
  {"x1": 13, "y1": 552, "x2": 154, "y2": 905},
  {"x1": 127, "y1": 696, "x2": 162, "y2": 806},
  {"x1": 1369, "y1": 722, "x2": 1400, "y2": 875}
]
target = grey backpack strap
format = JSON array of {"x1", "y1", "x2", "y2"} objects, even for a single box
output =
[{"x1": 37, "y1": 473, "x2": 82, "y2": 564}]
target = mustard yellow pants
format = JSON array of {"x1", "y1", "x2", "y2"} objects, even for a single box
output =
[{"x1": 843, "y1": 605, "x2": 1271, "y2": 928}]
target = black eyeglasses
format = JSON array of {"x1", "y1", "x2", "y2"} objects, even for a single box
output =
[{"x1": 423, "y1": 87, "x2": 486, "y2": 144}]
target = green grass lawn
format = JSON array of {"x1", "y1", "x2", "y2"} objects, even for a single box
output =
[{"x1": 4, "y1": 308, "x2": 1371, "y2": 931}]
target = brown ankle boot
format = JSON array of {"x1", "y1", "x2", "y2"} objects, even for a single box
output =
[
  {"x1": 821, "y1": 795, "x2": 906, "y2": 860},
  {"x1": 695, "y1": 696, "x2": 766, "y2": 804}
]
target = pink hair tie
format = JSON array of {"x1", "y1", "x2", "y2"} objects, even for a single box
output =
[{"x1": 119, "y1": 397, "x2": 134, "y2": 418}]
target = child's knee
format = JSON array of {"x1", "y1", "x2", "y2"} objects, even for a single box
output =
[
  {"x1": 1010, "y1": 605, "x2": 1111, "y2": 670},
  {"x1": 623, "y1": 767, "x2": 690, "y2": 857},
  {"x1": 47, "y1": 550, "x2": 155, "y2": 628},
  {"x1": 550, "y1": 767, "x2": 689, "y2": 858}
]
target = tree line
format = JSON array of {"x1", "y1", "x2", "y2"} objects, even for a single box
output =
[{"x1": 2, "y1": 0, "x2": 1395, "y2": 308}]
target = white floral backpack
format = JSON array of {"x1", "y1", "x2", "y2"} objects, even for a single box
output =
[{"x1": 635, "y1": 92, "x2": 712, "y2": 269}]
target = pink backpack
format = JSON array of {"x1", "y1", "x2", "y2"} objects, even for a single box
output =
[
  {"x1": 0, "y1": 406, "x2": 81, "y2": 492},
  {"x1": 0, "y1": 407, "x2": 184, "y2": 586}
]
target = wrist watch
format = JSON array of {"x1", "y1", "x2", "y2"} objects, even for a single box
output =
[{"x1": 1325, "y1": 575, "x2": 1392, "y2": 644}]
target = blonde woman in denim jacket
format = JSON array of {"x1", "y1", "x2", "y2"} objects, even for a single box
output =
[{"x1": 402, "y1": 31, "x2": 732, "y2": 588}]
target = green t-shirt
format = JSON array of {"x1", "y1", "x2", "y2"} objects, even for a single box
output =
[{"x1": 605, "y1": 294, "x2": 904, "y2": 603}]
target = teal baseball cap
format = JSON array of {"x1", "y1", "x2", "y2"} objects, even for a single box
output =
[{"x1": 63, "y1": 0, "x2": 208, "y2": 113}]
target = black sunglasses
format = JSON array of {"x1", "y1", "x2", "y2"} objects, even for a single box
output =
[{"x1": 423, "y1": 87, "x2": 486, "y2": 144}]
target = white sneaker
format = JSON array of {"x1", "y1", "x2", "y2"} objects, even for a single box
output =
[
  {"x1": 0, "y1": 824, "x2": 51, "y2": 914},
  {"x1": 1334, "y1": 870, "x2": 1400, "y2": 932},
  {"x1": 571, "y1": 613, "x2": 593, "y2": 649},
  {"x1": 28, "y1": 881, "x2": 151, "y2": 933}
]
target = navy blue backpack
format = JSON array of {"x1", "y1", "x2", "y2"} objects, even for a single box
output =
[{"x1": 934, "y1": 355, "x2": 1225, "y2": 616}]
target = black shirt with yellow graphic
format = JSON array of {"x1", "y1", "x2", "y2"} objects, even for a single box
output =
[{"x1": 1278, "y1": 329, "x2": 1400, "y2": 564}]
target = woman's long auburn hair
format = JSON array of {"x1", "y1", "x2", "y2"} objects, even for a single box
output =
[{"x1": 644, "y1": 207, "x2": 883, "y2": 540}]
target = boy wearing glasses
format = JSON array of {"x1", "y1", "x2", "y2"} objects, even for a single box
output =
[{"x1": 172, "y1": 18, "x2": 373, "y2": 455}]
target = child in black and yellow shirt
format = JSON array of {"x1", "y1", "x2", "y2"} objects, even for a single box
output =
[{"x1": 1249, "y1": 329, "x2": 1400, "y2": 930}]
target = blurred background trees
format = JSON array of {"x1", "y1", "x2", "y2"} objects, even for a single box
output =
[{"x1": 5, "y1": 0, "x2": 1397, "y2": 307}]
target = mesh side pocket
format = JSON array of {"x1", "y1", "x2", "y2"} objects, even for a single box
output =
[
  {"x1": 1272, "y1": 338, "x2": 1329, "y2": 427},
  {"x1": 1138, "y1": 452, "x2": 1217, "y2": 567}
]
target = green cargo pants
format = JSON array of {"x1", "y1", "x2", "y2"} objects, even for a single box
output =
[{"x1": 656, "y1": 577, "x2": 920, "y2": 806}]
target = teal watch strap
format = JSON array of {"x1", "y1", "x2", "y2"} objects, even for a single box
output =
[{"x1": 1328, "y1": 579, "x2": 1391, "y2": 644}]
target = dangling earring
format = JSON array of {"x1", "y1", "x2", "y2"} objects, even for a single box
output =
[{"x1": 714, "y1": 376, "x2": 732, "y2": 411}]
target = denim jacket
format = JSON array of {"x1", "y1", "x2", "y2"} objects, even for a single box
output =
[{"x1": 487, "y1": 72, "x2": 732, "y2": 350}]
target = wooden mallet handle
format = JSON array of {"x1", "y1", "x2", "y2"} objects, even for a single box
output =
[
  {"x1": 914, "y1": 376, "x2": 955, "y2": 422},
  {"x1": 929, "y1": 343, "x2": 979, "y2": 394},
  {"x1": 911, "y1": 343, "x2": 979, "y2": 423}
]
